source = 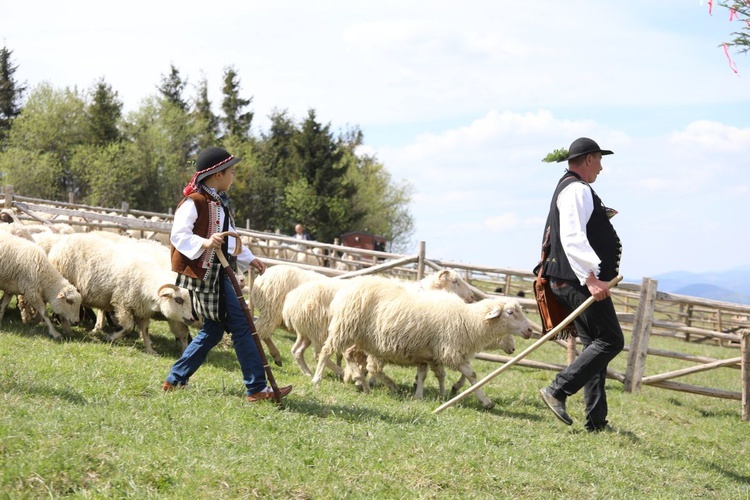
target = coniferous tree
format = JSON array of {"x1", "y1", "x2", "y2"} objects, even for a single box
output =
[
  {"x1": 193, "y1": 76, "x2": 219, "y2": 151},
  {"x1": 87, "y1": 78, "x2": 122, "y2": 146},
  {"x1": 158, "y1": 64, "x2": 188, "y2": 111},
  {"x1": 721, "y1": 2, "x2": 750, "y2": 54},
  {"x1": 0, "y1": 46, "x2": 26, "y2": 148},
  {"x1": 220, "y1": 66, "x2": 253, "y2": 140},
  {"x1": 284, "y1": 109, "x2": 359, "y2": 242},
  {"x1": 234, "y1": 110, "x2": 296, "y2": 230}
]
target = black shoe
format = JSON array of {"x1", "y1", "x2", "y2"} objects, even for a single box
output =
[{"x1": 539, "y1": 387, "x2": 573, "y2": 426}]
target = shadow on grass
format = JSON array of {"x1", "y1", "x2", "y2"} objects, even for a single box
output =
[
  {"x1": 703, "y1": 460, "x2": 750, "y2": 485},
  {"x1": 1, "y1": 379, "x2": 87, "y2": 405},
  {"x1": 283, "y1": 397, "x2": 425, "y2": 425}
]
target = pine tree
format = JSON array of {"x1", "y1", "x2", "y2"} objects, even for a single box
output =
[
  {"x1": 157, "y1": 64, "x2": 188, "y2": 111},
  {"x1": 0, "y1": 45, "x2": 26, "y2": 148},
  {"x1": 284, "y1": 109, "x2": 360, "y2": 241},
  {"x1": 721, "y1": 2, "x2": 750, "y2": 54},
  {"x1": 87, "y1": 78, "x2": 122, "y2": 146},
  {"x1": 193, "y1": 76, "x2": 219, "y2": 151},
  {"x1": 220, "y1": 66, "x2": 253, "y2": 140}
]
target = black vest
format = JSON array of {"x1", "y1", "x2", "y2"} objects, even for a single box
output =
[{"x1": 540, "y1": 171, "x2": 622, "y2": 282}]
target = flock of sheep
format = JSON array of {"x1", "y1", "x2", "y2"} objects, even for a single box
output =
[{"x1": 0, "y1": 210, "x2": 536, "y2": 408}]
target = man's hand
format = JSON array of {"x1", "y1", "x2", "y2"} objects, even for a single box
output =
[
  {"x1": 250, "y1": 258, "x2": 266, "y2": 275},
  {"x1": 585, "y1": 273, "x2": 610, "y2": 301}
]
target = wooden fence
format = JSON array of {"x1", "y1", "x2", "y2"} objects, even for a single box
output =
[{"x1": 2, "y1": 186, "x2": 750, "y2": 421}]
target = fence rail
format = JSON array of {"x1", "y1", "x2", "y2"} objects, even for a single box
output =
[{"x1": 2, "y1": 186, "x2": 750, "y2": 421}]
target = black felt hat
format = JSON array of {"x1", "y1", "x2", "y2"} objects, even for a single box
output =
[
  {"x1": 183, "y1": 147, "x2": 242, "y2": 195},
  {"x1": 195, "y1": 147, "x2": 241, "y2": 183},
  {"x1": 556, "y1": 137, "x2": 613, "y2": 163}
]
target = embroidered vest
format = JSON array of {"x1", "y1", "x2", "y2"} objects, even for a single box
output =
[
  {"x1": 170, "y1": 191, "x2": 224, "y2": 280},
  {"x1": 541, "y1": 172, "x2": 622, "y2": 282}
]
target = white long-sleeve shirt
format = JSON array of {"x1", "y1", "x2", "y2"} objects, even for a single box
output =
[
  {"x1": 170, "y1": 197, "x2": 256, "y2": 272},
  {"x1": 556, "y1": 182, "x2": 601, "y2": 286}
]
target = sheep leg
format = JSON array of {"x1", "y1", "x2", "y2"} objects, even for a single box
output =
[
  {"x1": 323, "y1": 356, "x2": 345, "y2": 378},
  {"x1": 431, "y1": 363, "x2": 447, "y2": 397},
  {"x1": 311, "y1": 338, "x2": 338, "y2": 386},
  {"x1": 167, "y1": 319, "x2": 190, "y2": 353},
  {"x1": 291, "y1": 334, "x2": 314, "y2": 376},
  {"x1": 263, "y1": 336, "x2": 283, "y2": 367},
  {"x1": 27, "y1": 296, "x2": 62, "y2": 340},
  {"x1": 450, "y1": 375, "x2": 469, "y2": 396},
  {"x1": 344, "y1": 348, "x2": 370, "y2": 393},
  {"x1": 136, "y1": 317, "x2": 155, "y2": 355},
  {"x1": 0, "y1": 291, "x2": 11, "y2": 325},
  {"x1": 93, "y1": 309, "x2": 108, "y2": 332},
  {"x1": 18, "y1": 295, "x2": 40, "y2": 325},
  {"x1": 104, "y1": 308, "x2": 134, "y2": 344},
  {"x1": 365, "y1": 355, "x2": 397, "y2": 393},
  {"x1": 414, "y1": 364, "x2": 428, "y2": 399},
  {"x1": 455, "y1": 362, "x2": 495, "y2": 410}
]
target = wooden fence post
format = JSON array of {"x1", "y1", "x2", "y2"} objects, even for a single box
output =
[
  {"x1": 742, "y1": 329, "x2": 749, "y2": 422},
  {"x1": 624, "y1": 277, "x2": 658, "y2": 393},
  {"x1": 417, "y1": 241, "x2": 426, "y2": 280},
  {"x1": 4, "y1": 185, "x2": 13, "y2": 209},
  {"x1": 685, "y1": 304, "x2": 694, "y2": 343}
]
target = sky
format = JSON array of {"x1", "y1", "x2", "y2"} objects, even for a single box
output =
[{"x1": 2, "y1": 0, "x2": 749, "y2": 281}]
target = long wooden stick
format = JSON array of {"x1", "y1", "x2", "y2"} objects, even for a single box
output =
[
  {"x1": 216, "y1": 231, "x2": 282, "y2": 405},
  {"x1": 433, "y1": 275, "x2": 623, "y2": 414}
]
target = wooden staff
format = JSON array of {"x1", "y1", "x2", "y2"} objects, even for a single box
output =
[
  {"x1": 433, "y1": 275, "x2": 623, "y2": 414},
  {"x1": 216, "y1": 231, "x2": 282, "y2": 405}
]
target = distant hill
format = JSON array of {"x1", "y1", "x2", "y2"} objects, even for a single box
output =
[
  {"x1": 642, "y1": 267, "x2": 750, "y2": 305},
  {"x1": 671, "y1": 284, "x2": 750, "y2": 305}
]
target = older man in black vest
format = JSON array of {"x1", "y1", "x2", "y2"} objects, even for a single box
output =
[{"x1": 538, "y1": 137, "x2": 624, "y2": 432}]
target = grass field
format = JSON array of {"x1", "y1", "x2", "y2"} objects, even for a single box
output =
[{"x1": 1, "y1": 304, "x2": 749, "y2": 499}]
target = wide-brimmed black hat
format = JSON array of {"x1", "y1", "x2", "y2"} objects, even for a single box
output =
[
  {"x1": 183, "y1": 147, "x2": 242, "y2": 195},
  {"x1": 195, "y1": 147, "x2": 242, "y2": 183},
  {"x1": 556, "y1": 137, "x2": 613, "y2": 163}
]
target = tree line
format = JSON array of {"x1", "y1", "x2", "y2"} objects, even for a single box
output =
[{"x1": 0, "y1": 50, "x2": 415, "y2": 250}]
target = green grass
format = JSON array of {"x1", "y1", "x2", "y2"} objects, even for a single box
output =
[{"x1": 1, "y1": 306, "x2": 750, "y2": 499}]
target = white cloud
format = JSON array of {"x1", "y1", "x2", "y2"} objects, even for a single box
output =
[
  {"x1": 2, "y1": 0, "x2": 749, "y2": 277},
  {"x1": 671, "y1": 120, "x2": 750, "y2": 153}
]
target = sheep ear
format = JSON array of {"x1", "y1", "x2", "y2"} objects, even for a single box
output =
[
  {"x1": 57, "y1": 291, "x2": 65, "y2": 299},
  {"x1": 158, "y1": 284, "x2": 177, "y2": 297},
  {"x1": 485, "y1": 308, "x2": 502, "y2": 320},
  {"x1": 437, "y1": 269, "x2": 449, "y2": 281}
]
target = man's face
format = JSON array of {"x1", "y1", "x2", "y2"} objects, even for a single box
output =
[{"x1": 582, "y1": 153, "x2": 603, "y2": 183}]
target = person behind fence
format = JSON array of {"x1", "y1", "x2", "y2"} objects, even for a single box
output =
[
  {"x1": 163, "y1": 146, "x2": 293, "y2": 403},
  {"x1": 293, "y1": 223, "x2": 311, "y2": 247},
  {"x1": 537, "y1": 137, "x2": 624, "y2": 432}
]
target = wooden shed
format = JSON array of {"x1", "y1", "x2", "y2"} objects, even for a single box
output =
[{"x1": 340, "y1": 231, "x2": 388, "y2": 252}]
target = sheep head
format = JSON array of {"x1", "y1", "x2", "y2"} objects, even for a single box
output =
[
  {"x1": 50, "y1": 284, "x2": 82, "y2": 324},
  {"x1": 158, "y1": 284, "x2": 197, "y2": 326},
  {"x1": 485, "y1": 299, "x2": 534, "y2": 339},
  {"x1": 427, "y1": 270, "x2": 475, "y2": 303}
]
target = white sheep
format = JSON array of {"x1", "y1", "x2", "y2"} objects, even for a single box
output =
[
  {"x1": 295, "y1": 246, "x2": 325, "y2": 267},
  {"x1": 46, "y1": 232, "x2": 196, "y2": 355},
  {"x1": 283, "y1": 270, "x2": 475, "y2": 380},
  {"x1": 0, "y1": 232, "x2": 82, "y2": 339},
  {"x1": 250, "y1": 264, "x2": 328, "y2": 365},
  {"x1": 312, "y1": 276, "x2": 534, "y2": 408},
  {"x1": 418, "y1": 332, "x2": 517, "y2": 399},
  {"x1": 87, "y1": 231, "x2": 199, "y2": 353}
]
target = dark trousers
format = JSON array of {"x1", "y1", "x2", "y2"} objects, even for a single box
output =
[
  {"x1": 166, "y1": 277, "x2": 267, "y2": 395},
  {"x1": 548, "y1": 279, "x2": 624, "y2": 430}
]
